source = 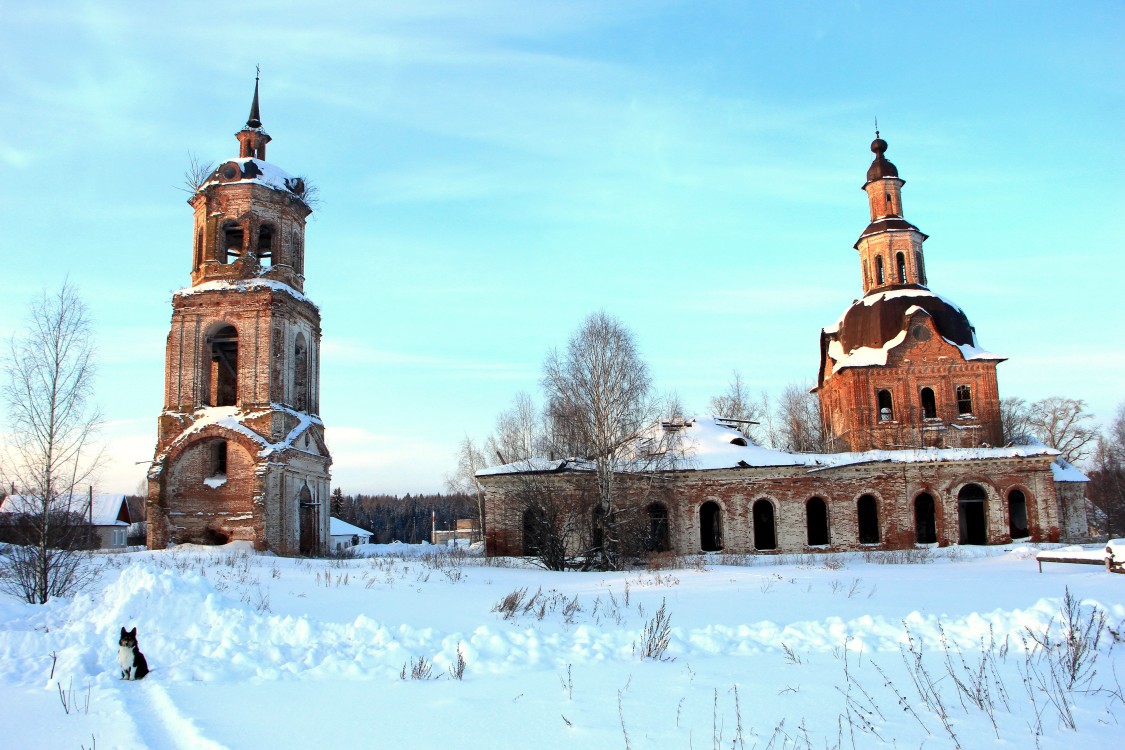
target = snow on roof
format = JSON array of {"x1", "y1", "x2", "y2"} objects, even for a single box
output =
[
  {"x1": 822, "y1": 288, "x2": 967, "y2": 336},
  {"x1": 477, "y1": 416, "x2": 1062, "y2": 478},
  {"x1": 0, "y1": 494, "x2": 129, "y2": 526},
  {"x1": 476, "y1": 457, "x2": 579, "y2": 477},
  {"x1": 1051, "y1": 456, "x2": 1089, "y2": 483},
  {"x1": 827, "y1": 329, "x2": 907, "y2": 372},
  {"x1": 198, "y1": 157, "x2": 302, "y2": 196},
  {"x1": 175, "y1": 278, "x2": 315, "y2": 308},
  {"x1": 330, "y1": 517, "x2": 373, "y2": 537},
  {"x1": 150, "y1": 404, "x2": 323, "y2": 474}
]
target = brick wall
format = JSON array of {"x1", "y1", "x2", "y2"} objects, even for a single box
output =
[{"x1": 481, "y1": 453, "x2": 1064, "y2": 558}]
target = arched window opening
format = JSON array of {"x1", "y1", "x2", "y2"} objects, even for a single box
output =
[
  {"x1": 522, "y1": 508, "x2": 544, "y2": 557},
  {"x1": 896, "y1": 252, "x2": 907, "y2": 283},
  {"x1": 752, "y1": 499, "x2": 777, "y2": 550},
  {"x1": 857, "y1": 495, "x2": 880, "y2": 544},
  {"x1": 699, "y1": 501, "x2": 723, "y2": 552},
  {"x1": 258, "y1": 225, "x2": 275, "y2": 268},
  {"x1": 877, "y1": 389, "x2": 894, "y2": 422},
  {"x1": 205, "y1": 440, "x2": 227, "y2": 484},
  {"x1": 806, "y1": 497, "x2": 829, "y2": 546},
  {"x1": 590, "y1": 505, "x2": 605, "y2": 553},
  {"x1": 222, "y1": 223, "x2": 244, "y2": 264},
  {"x1": 294, "y1": 334, "x2": 309, "y2": 412},
  {"x1": 921, "y1": 387, "x2": 937, "y2": 419},
  {"x1": 956, "y1": 385, "x2": 973, "y2": 416},
  {"x1": 208, "y1": 325, "x2": 238, "y2": 407},
  {"x1": 915, "y1": 250, "x2": 926, "y2": 285},
  {"x1": 646, "y1": 503, "x2": 671, "y2": 552},
  {"x1": 914, "y1": 493, "x2": 937, "y2": 543},
  {"x1": 875, "y1": 255, "x2": 885, "y2": 284},
  {"x1": 1008, "y1": 489, "x2": 1029, "y2": 539},
  {"x1": 730, "y1": 437, "x2": 748, "y2": 447},
  {"x1": 958, "y1": 484, "x2": 988, "y2": 545},
  {"x1": 194, "y1": 229, "x2": 203, "y2": 270},
  {"x1": 298, "y1": 483, "x2": 319, "y2": 556}
]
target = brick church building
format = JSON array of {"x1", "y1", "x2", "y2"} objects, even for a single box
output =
[
  {"x1": 147, "y1": 80, "x2": 332, "y2": 555},
  {"x1": 479, "y1": 135, "x2": 1088, "y2": 557}
]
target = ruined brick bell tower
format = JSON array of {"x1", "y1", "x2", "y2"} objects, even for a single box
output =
[
  {"x1": 816, "y1": 133, "x2": 1006, "y2": 452},
  {"x1": 148, "y1": 77, "x2": 332, "y2": 555}
]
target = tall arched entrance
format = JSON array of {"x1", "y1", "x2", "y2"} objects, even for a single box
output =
[
  {"x1": 699, "y1": 501, "x2": 723, "y2": 552},
  {"x1": 958, "y1": 484, "x2": 988, "y2": 545},
  {"x1": 752, "y1": 499, "x2": 777, "y2": 550},
  {"x1": 914, "y1": 493, "x2": 937, "y2": 544}
]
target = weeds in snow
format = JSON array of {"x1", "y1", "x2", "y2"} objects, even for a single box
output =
[
  {"x1": 57, "y1": 677, "x2": 91, "y2": 715},
  {"x1": 400, "y1": 656, "x2": 434, "y2": 681},
  {"x1": 447, "y1": 644, "x2": 467, "y2": 681},
  {"x1": 635, "y1": 598, "x2": 673, "y2": 661}
]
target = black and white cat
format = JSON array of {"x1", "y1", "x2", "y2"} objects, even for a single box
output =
[{"x1": 118, "y1": 627, "x2": 150, "y2": 680}]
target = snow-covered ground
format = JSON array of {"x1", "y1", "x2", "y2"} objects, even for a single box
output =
[{"x1": 2, "y1": 542, "x2": 1123, "y2": 749}]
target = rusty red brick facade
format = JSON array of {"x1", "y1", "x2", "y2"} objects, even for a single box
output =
[
  {"x1": 479, "y1": 134, "x2": 1088, "y2": 557},
  {"x1": 148, "y1": 81, "x2": 332, "y2": 555}
]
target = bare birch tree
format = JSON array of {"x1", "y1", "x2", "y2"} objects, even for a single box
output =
[
  {"x1": 773, "y1": 383, "x2": 832, "y2": 452},
  {"x1": 541, "y1": 312, "x2": 656, "y2": 569},
  {"x1": 486, "y1": 391, "x2": 541, "y2": 465},
  {"x1": 1027, "y1": 397, "x2": 1098, "y2": 464},
  {"x1": 0, "y1": 283, "x2": 102, "y2": 603},
  {"x1": 999, "y1": 396, "x2": 1033, "y2": 444},
  {"x1": 708, "y1": 371, "x2": 765, "y2": 443},
  {"x1": 445, "y1": 436, "x2": 489, "y2": 539}
]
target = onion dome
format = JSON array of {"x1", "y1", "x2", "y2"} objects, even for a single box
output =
[
  {"x1": 835, "y1": 288, "x2": 976, "y2": 353},
  {"x1": 865, "y1": 133, "x2": 899, "y2": 184}
]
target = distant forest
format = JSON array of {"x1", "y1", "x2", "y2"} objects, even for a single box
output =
[{"x1": 331, "y1": 491, "x2": 477, "y2": 544}]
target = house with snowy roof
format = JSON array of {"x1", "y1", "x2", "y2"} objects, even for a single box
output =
[
  {"x1": 0, "y1": 493, "x2": 133, "y2": 550},
  {"x1": 330, "y1": 517, "x2": 372, "y2": 551},
  {"x1": 477, "y1": 135, "x2": 1088, "y2": 558}
]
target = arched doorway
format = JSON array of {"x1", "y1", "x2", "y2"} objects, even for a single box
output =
[
  {"x1": 806, "y1": 497, "x2": 829, "y2": 546},
  {"x1": 857, "y1": 495, "x2": 880, "y2": 544},
  {"x1": 298, "y1": 483, "x2": 319, "y2": 556},
  {"x1": 914, "y1": 493, "x2": 937, "y2": 543},
  {"x1": 1008, "y1": 489, "x2": 1029, "y2": 539},
  {"x1": 699, "y1": 501, "x2": 723, "y2": 552},
  {"x1": 958, "y1": 484, "x2": 988, "y2": 545},
  {"x1": 646, "y1": 503, "x2": 670, "y2": 552},
  {"x1": 752, "y1": 499, "x2": 776, "y2": 550}
]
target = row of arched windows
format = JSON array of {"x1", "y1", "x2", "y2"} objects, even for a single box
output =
[
  {"x1": 695, "y1": 485, "x2": 1030, "y2": 552},
  {"x1": 876, "y1": 385, "x2": 973, "y2": 423},
  {"x1": 519, "y1": 486, "x2": 1032, "y2": 557},
  {"x1": 192, "y1": 220, "x2": 303, "y2": 273}
]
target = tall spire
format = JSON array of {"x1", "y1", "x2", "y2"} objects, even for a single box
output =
[
  {"x1": 247, "y1": 65, "x2": 262, "y2": 129},
  {"x1": 236, "y1": 68, "x2": 271, "y2": 160}
]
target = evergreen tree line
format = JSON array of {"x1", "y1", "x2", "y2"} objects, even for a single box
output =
[{"x1": 330, "y1": 490, "x2": 476, "y2": 544}]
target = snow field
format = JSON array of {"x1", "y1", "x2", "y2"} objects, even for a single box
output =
[{"x1": 1, "y1": 543, "x2": 1123, "y2": 749}]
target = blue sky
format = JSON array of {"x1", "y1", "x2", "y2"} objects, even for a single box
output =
[{"x1": 1, "y1": 1, "x2": 1121, "y2": 495}]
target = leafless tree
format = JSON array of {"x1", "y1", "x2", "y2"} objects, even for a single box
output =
[
  {"x1": 179, "y1": 151, "x2": 214, "y2": 194},
  {"x1": 486, "y1": 391, "x2": 542, "y2": 465},
  {"x1": 773, "y1": 383, "x2": 833, "y2": 453},
  {"x1": 708, "y1": 371, "x2": 765, "y2": 443},
  {"x1": 1027, "y1": 397, "x2": 1098, "y2": 464},
  {"x1": 1000, "y1": 396, "x2": 1034, "y2": 444},
  {"x1": 541, "y1": 312, "x2": 658, "y2": 569},
  {"x1": 1087, "y1": 403, "x2": 1125, "y2": 536},
  {"x1": 445, "y1": 436, "x2": 489, "y2": 539},
  {"x1": 0, "y1": 283, "x2": 102, "y2": 603}
]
